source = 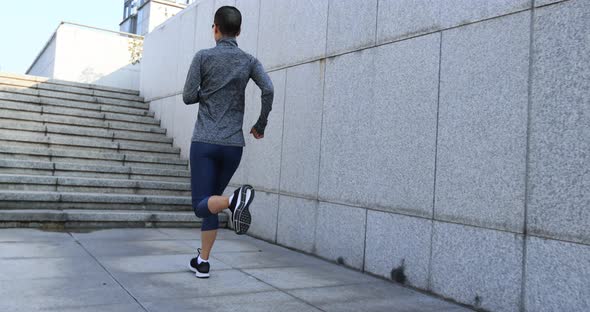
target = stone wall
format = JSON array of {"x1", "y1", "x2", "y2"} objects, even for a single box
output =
[
  {"x1": 139, "y1": 1, "x2": 589, "y2": 311},
  {"x1": 26, "y1": 33, "x2": 57, "y2": 78},
  {"x1": 28, "y1": 23, "x2": 142, "y2": 90}
]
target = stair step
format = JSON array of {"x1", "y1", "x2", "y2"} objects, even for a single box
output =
[
  {"x1": 0, "y1": 174, "x2": 191, "y2": 196},
  {"x1": 0, "y1": 99, "x2": 159, "y2": 125},
  {"x1": 0, "y1": 73, "x2": 205, "y2": 229},
  {"x1": 0, "y1": 159, "x2": 190, "y2": 182},
  {"x1": 0, "y1": 131, "x2": 180, "y2": 156},
  {"x1": 0, "y1": 128, "x2": 173, "y2": 152},
  {"x1": 0, "y1": 72, "x2": 140, "y2": 96},
  {"x1": 0, "y1": 145, "x2": 187, "y2": 170},
  {"x1": 0, "y1": 90, "x2": 152, "y2": 117},
  {"x1": 0, "y1": 86, "x2": 147, "y2": 110},
  {"x1": 0, "y1": 209, "x2": 228, "y2": 229},
  {"x1": 0, "y1": 109, "x2": 166, "y2": 134},
  {"x1": 0, "y1": 72, "x2": 142, "y2": 100},
  {"x1": 0, "y1": 77, "x2": 144, "y2": 102},
  {"x1": 0, "y1": 119, "x2": 173, "y2": 144},
  {"x1": 0, "y1": 190, "x2": 191, "y2": 210}
]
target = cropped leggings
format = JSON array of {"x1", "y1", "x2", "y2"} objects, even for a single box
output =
[{"x1": 189, "y1": 141, "x2": 243, "y2": 231}]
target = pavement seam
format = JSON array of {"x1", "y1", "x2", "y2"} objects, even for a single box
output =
[
  {"x1": 234, "y1": 267, "x2": 329, "y2": 312},
  {"x1": 141, "y1": 289, "x2": 288, "y2": 306},
  {"x1": 67, "y1": 232, "x2": 150, "y2": 312}
]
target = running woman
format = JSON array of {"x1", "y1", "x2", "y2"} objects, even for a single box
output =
[{"x1": 182, "y1": 6, "x2": 274, "y2": 278}]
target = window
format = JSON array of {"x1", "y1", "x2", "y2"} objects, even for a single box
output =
[
  {"x1": 160, "y1": 0, "x2": 196, "y2": 5},
  {"x1": 123, "y1": 0, "x2": 140, "y2": 19}
]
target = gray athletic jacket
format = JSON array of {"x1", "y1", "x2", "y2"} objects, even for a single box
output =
[{"x1": 183, "y1": 37, "x2": 274, "y2": 147}]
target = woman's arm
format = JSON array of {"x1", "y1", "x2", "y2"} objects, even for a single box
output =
[
  {"x1": 183, "y1": 51, "x2": 202, "y2": 105},
  {"x1": 250, "y1": 58, "x2": 274, "y2": 135}
]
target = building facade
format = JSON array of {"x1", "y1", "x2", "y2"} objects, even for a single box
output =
[{"x1": 120, "y1": 0, "x2": 196, "y2": 35}]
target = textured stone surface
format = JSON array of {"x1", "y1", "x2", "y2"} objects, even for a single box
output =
[
  {"x1": 245, "y1": 190, "x2": 279, "y2": 242},
  {"x1": 0, "y1": 73, "x2": 140, "y2": 94},
  {"x1": 227, "y1": 85, "x2": 252, "y2": 186},
  {"x1": 377, "y1": 0, "x2": 440, "y2": 43},
  {"x1": 0, "y1": 174, "x2": 56, "y2": 185},
  {"x1": 280, "y1": 61, "x2": 324, "y2": 198},
  {"x1": 64, "y1": 210, "x2": 200, "y2": 223},
  {"x1": 327, "y1": 0, "x2": 378, "y2": 55},
  {"x1": 430, "y1": 222, "x2": 523, "y2": 312},
  {"x1": 258, "y1": 0, "x2": 329, "y2": 69},
  {"x1": 314, "y1": 202, "x2": 366, "y2": 269},
  {"x1": 377, "y1": 0, "x2": 530, "y2": 43},
  {"x1": 99, "y1": 253, "x2": 231, "y2": 274},
  {"x1": 0, "y1": 190, "x2": 59, "y2": 201},
  {"x1": 60, "y1": 193, "x2": 142, "y2": 203},
  {"x1": 142, "y1": 17, "x2": 180, "y2": 98},
  {"x1": 156, "y1": 227, "x2": 245, "y2": 240},
  {"x1": 143, "y1": 291, "x2": 321, "y2": 312},
  {"x1": 0, "y1": 240, "x2": 88, "y2": 258},
  {"x1": 213, "y1": 249, "x2": 326, "y2": 269},
  {"x1": 194, "y1": 0, "x2": 217, "y2": 51},
  {"x1": 320, "y1": 34, "x2": 439, "y2": 217},
  {"x1": 80, "y1": 239, "x2": 194, "y2": 257},
  {"x1": 0, "y1": 158, "x2": 53, "y2": 170},
  {"x1": 0, "y1": 209, "x2": 66, "y2": 222},
  {"x1": 276, "y1": 195, "x2": 317, "y2": 253},
  {"x1": 0, "y1": 228, "x2": 73, "y2": 242},
  {"x1": 527, "y1": 0, "x2": 590, "y2": 244},
  {"x1": 0, "y1": 274, "x2": 137, "y2": 311},
  {"x1": 364, "y1": 210, "x2": 432, "y2": 289},
  {"x1": 174, "y1": 5, "x2": 198, "y2": 93},
  {"x1": 54, "y1": 162, "x2": 128, "y2": 175},
  {"x1": 435, "y1": 12, "x2": 530, "y2": 232},
  {"x1": 241, "y1": 70, "x2": 286, "y2": 192},
  {"x1": 243, "y1": 264, "x2": 375, "y2": 290},
  {"x1": 61, "y1": 210, "x2": 192, "y2": 224},
  {"x1": 70, "y1": 228, "x2": 171, "y2": 241},
  {"x1": 235, "y1": 0, "x2": 260, "y2": 56},
  {"x1": 524, "y1": 236, "x2": 590, "y2": 312},
  {"x1": 0, "y1": 228, "x2": 469, "y2": 311},
  {"x1": 214, "y1": 0, "x2": 236, "y2": 9},
  {"x1": 535, "y1": 0, "x2": 565, "y2": 7},
  {"x1": 0, "y1": 256, "x2": 105, "y2": 281},
  {"x1": 180, "y1": 237, "x2": 265, "y2": 253},
  {"x1": 168, "y1": 94, "x2": 197, "y2": 159},
  {"x1": 53, "y1": 303, "x2": 146, "y2": 312},
  {"x1": 440, "y1": 0, "x2": 531, "y2": 29},
  {"x1": 115, "y1": 270, "x2": 273, "y2": 301},
  {"x1": 288, "y1": 281, "x2": 473, "y2": 312}
]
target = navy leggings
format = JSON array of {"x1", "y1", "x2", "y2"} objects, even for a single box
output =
[{"x1": 190, "y1": 141, "x2": 243, "y2": 231}]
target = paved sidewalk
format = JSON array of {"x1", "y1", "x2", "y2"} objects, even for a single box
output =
[{"x1": 0, "y1": 228, "x2": 472, "y2": 312}]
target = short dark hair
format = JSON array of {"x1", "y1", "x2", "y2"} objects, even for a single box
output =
[{"x1": 214, "y1": 6, "x2": 242, "y2": 37}]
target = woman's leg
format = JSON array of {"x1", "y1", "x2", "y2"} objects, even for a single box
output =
[
  {"x1": 215, "y1": 145, "x2": 243, "y2": 198},
  {"x1": 202, "y1": 145, "x2": 243, "y2": 259},
  {"x1": 190, "y1": 142, "x2": 242, "y2": 261},
  {"x1": 194, "y1": 145, "x2": 243, "y2": 217},
  {"x1": 190, "y1": 142, "x2": 222, "y2": 260}
]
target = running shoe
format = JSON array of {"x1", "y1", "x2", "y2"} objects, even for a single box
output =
[
  {"x1": 229, "y1": 184, "x2": 255, "y2": 235},
  {"x1": 188, "y1": 248, "x2": 210, "y2": 278}
]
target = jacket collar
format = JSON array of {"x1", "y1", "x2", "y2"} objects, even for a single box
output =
[{"x1": 216, "y1": 37, "x2": 238, "y2": 47}]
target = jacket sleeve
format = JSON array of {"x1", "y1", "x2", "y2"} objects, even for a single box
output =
[
  {"x1": 183, "y1": 52, "x2": 202, "y2": 105},
  {"x1": 249, "y1": 58, "x2": 274, "y2": 134}
]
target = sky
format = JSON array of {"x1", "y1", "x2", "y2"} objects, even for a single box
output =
[{"x1": 0, "y1": 0, "x2": 122, "y2": 74}]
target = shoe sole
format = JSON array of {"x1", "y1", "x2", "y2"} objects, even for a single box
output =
[
  {"x1": 234, "y1": 185, "x2": 254, "y2": 235},
  {"x1": 188, "y1": 263, "x2": 210, "y2": 278}
]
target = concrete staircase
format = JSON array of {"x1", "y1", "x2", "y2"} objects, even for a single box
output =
[{"x1": 0, "y1": 73, "x2": 224, "y2": 229}]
